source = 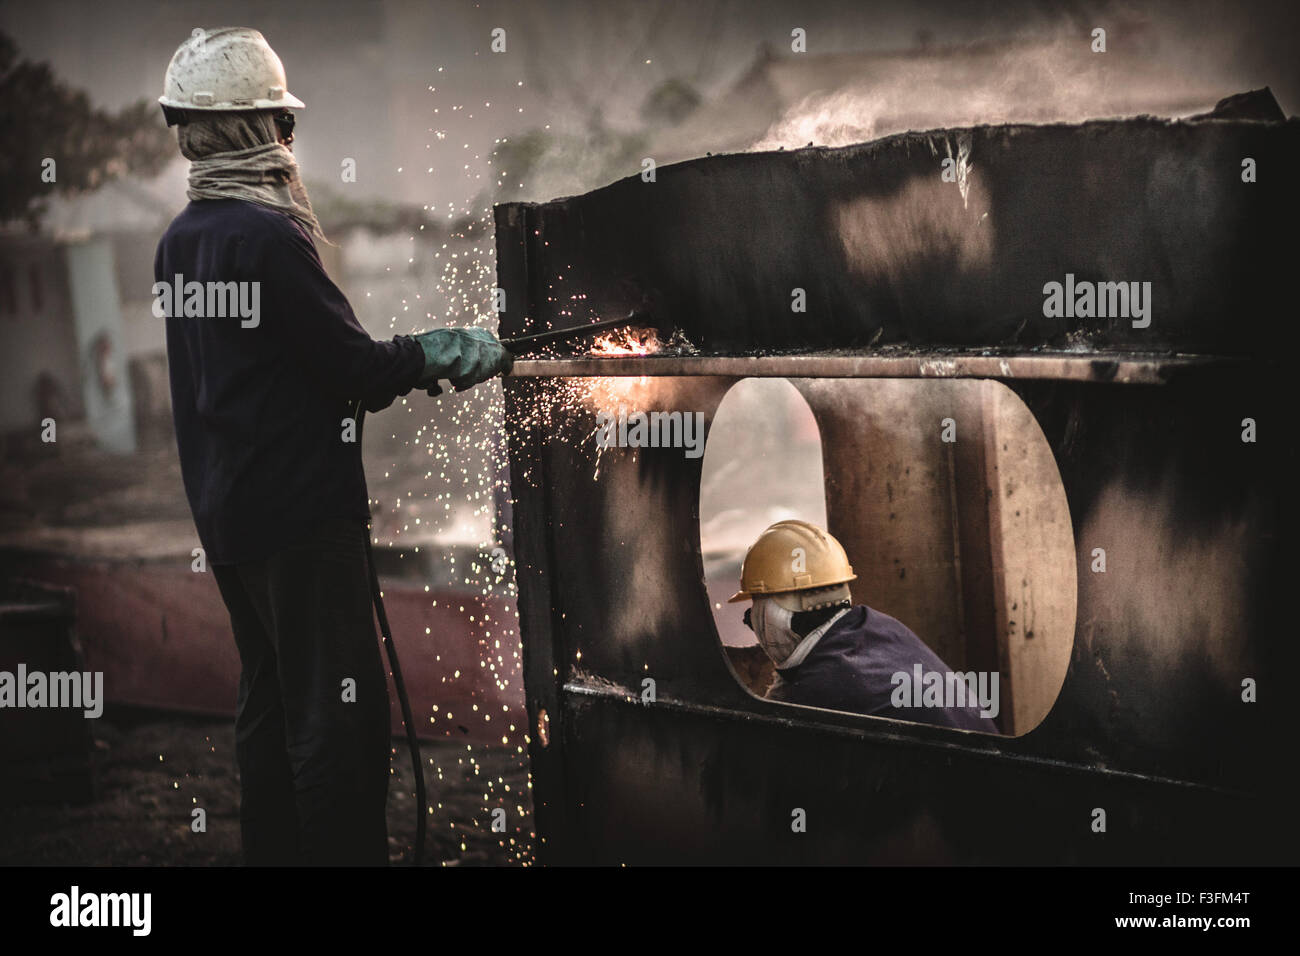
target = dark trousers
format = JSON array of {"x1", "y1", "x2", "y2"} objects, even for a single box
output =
[{"x1": 212, "y1": 517, "x2": 390, "y2": 866}]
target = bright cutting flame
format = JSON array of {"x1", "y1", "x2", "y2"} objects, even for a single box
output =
[
  {"x1": 584, "y1": 326, "x2": 661, "y2": 429},
  {"x1": 588, "y1": 327, "x2": 660, "y2": 356}
]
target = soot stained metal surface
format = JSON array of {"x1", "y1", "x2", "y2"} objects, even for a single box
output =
[
  {"x1": 499, "y1": 112, "x2": 1298, "y2": 356},
  {"x1": 495, "y1": 110, "x2": 1297, "y2": 864}
]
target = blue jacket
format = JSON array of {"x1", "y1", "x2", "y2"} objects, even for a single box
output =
[
  {"x1": 769, "y1": 605, "x2": 993, "y2": 732},
  {"x1": 156, "y1": 199, "x2": 425, "y2": 563}
]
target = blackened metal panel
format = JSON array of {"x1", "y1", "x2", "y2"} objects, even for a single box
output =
[
  {"x1": 560, "y1": 690, "x2": 1256, "y2": 865},
  {"x1": 501, "y1": 366, "x2": 1293, "y2": 863},
  {"x1": 497, "y1": 118, "x2": 1299, "y2": 356},
  {"x1": 494, "y1": 118, "x2": 1297, "y2": 864},
  {"x1": 496, "y1": 202, "x2": 575, "y2": 862}
]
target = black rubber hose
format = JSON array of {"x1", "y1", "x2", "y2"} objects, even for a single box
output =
[{"x1": 356, "y1": 403, "x2": 428, "y2": 865}]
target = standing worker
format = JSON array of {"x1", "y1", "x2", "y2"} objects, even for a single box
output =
[
  {"x1": 154, "y1": 27, "x2": 513, "y2": 865},
  {"x1": 730, "y1": 520, "x2": 991, "y2": 731}
]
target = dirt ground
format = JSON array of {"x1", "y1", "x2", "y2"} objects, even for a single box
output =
[
  {"x1": 2, "y1": 406, "x2": 535, "y2": 868},
  {"x1": 0, "y1": 708, "x2": 534, "y2": 867}
]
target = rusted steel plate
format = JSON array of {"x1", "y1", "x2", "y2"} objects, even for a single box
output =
[
  {"x1": 510, "y1": 352, "x2": 1224, "y2": 384},
  {"x1": 0, "y1": 554, "x2": 524, "y2": 744}
]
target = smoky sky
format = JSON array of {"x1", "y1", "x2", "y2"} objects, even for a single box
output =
[{"x1": 3, "y1": 0, "x2": 1297, "y2": 209}]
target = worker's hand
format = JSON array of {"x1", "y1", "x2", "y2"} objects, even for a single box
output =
[{"x1": 415, "y1": 327, "x2": 513, "y2": 395}]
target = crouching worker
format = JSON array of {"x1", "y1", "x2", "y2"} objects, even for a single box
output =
[
  {"x1": 154, "y1": 28, "x2": 513, "y2": 865},
  {"x1": 729, "y1": 520, "x2": 990, "y2": 732}
]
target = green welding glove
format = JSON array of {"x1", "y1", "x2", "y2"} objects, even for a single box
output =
[{"x1": 415, "y1": 327, "x2": 514, "y2": 396}]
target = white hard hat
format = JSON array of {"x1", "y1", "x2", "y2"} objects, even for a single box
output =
[{"x1": 159, "y1": 27, "x2": 305, "y2": 115}]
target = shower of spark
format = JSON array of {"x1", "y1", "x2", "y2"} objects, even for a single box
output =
[
  {"x1": 508, "y1": 325, "x2": 679, "y2": 481},
  {"x1": 338, "y1": 53, "x2": 697, "y2": 864},
  {"x1": 353, "y1": 62, "x2": 546, "y2": 867}
]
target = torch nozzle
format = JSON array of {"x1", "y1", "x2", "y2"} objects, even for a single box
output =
[{"x1": 501, "y1": 310, "x2": 662, "y2": 355}]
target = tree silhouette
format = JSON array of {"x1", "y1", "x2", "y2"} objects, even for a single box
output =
[{"x1": 0, "y1": 30, "x2": 175, "y2": 227}]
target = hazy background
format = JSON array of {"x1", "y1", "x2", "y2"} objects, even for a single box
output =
[
  {"x1": 3, "y1": 0, "x2": 1295, "y2": 569},
  {"x1": 1, "y1": 0, "x2": 1296, "y2": 866},
  {"x1": 5, "y1": 0, "x2": 1298, "y2": 213}
]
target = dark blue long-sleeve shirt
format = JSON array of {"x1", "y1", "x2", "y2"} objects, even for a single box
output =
[
  {"x1": 156, "y1": 199, "x2": 426, "y2": 564},
  {"x1": 769, "y1": 605, "x2": 994, "y2": 732}
]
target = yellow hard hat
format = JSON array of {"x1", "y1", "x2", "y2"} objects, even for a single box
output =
[{"x1": 728, "y1": 519, "x2": 856, "y2": 610}]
